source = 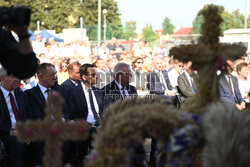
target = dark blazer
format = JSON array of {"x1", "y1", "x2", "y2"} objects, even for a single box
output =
[
  {"x1": 102, "y1": 80, "x2": 138, "y2": 107},
  {"x1": 25, "y1": 84, "x2": 67, "y2": 119},
  {"x1": 65, "y1": 84, "x2": 104, "y2": 120},
  {"x1": 61, "y1": 78, "x2": 79, "y2": 90},
  {"x1": 219, "y1": 74, "x2": 243, "y2": 105},
  {"x1": 147, "y1": 70, "x2": 173, "y2": 95},
  {"x1": 0, "y1": 88, "x2": 29, "y2": 136},
  {"x1": 94, "y1": 70, "x2": 114, "y2": 89},
  {"x1": 177, "y1": 72, "x2": 198, "y2": 102}
]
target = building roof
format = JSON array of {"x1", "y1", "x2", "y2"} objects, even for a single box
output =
[{"x1": 173, "y1": 27, "x2": 193, "y2": 35}]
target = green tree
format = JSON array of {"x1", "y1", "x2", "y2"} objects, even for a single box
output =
[
  {"x1": 192, "y1": 14, "x2": 204, "y2": 34},
  {"x1": 162, "y1": 16, "x2": 175, "y2": 34},
  {"x1": 192, "y1": 4, "x2": 250, "y2": 33},
  {"x1": 78, "y1": 0, "x2": 122, "y2": 40},
  {"x1": 141, "y1": 24, "x2": 158, "y2": 42},
  {"x1": 123, "y1": 21, "x2": 137, "y2": 40},
  {"x1": 1, "y1": 0, "x2": 122, "y2": 38}
]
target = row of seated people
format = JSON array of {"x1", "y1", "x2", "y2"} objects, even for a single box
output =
[
  {"x1": 0, "y1": 62, "x2": 137, "y2": 167},
  {"x1": 0, "y1": 59, "x2": 248, "y2": 166}
]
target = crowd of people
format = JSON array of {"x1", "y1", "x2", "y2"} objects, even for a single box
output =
[{"x1": 0, "y1": 32, "x2": 250, "y2": 167}]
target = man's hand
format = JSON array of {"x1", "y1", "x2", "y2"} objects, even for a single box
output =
[
  {"x1": 240, "y1": 101, "x2": 246, "y2": 110},
  {"x1": 236, "y1": 104, "x2": 242, "y2": 110}
]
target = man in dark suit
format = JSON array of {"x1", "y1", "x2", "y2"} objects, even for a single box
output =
[
  {"x1": 0, "y1": 68, "x2": 30, "y2": 167},
  {"x1": 102, "y1": 62, "x2": 137, "y2": 108},
  {"x1": 25, "y1": 63, "x2": 67, "y2": 119},
  {"x1": 219, "y1": 60, "x2": 245, "y2": 110},
  {"x1": 177, "y1": 61, "x2": 198, "y2": 103},
  {"x1": 64, "y1": 63, "x2": 104, "y2": 164},
  {"x1": 147, "y1": 56, "x2": 174, "y2": 96},
  {"x1": 61, "y1": 61, "x2": 81, "y2": 90}
]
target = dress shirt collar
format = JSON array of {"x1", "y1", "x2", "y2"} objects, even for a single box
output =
[
  {"x1": 115, "y1": 80, "x2": 124, "y2": 90},
  {"x1": 0, "y1": 86, "x2": 14, "y2": 99},
  {"x1": 38, "y1": 83, "x2": 49, "y2": 94}
]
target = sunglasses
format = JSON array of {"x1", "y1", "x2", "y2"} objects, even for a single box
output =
[{"x1": 136, "y1": 62, "x2": 143, "y2": 64}]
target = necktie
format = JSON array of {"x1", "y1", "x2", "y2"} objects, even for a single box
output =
[
  {"x1": 227, "y1": 76, "x2": 234, "y2": 94},
  {"x1": 190, "y1": 77, "x2": 196, "y2": 94},
  {"x1": 121, "y1": 87, "x2": 127, "y2": 99},
  {"x1": 88, "y1": 89, "x2": 99, "y2": 124},
  {"x1": 160, "y1": 72, "x2": 167, "y2": 89},
  {"x1": 9, "y1": 93, "x2": 20, "y2": 121}
]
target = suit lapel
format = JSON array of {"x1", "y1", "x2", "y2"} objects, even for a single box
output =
[
  {"x1": 0, "y1": 89, "x2": 10, "y2": 117},
  {"x1": 77, "y1": 84, "x2": 88, "y2": 109},
  {"x1": 221, "y1": 75, "x2": 233, "y2": 93}
]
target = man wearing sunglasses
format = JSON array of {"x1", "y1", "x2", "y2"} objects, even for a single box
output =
[{"x1": 64, "y1": 63, "x2": 105, "y2": 164}]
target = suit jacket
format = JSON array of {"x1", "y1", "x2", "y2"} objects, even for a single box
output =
[
  {"x1": 177, "y1": 72, "x2": 198, "y2": 102},
  {"x1": 25, "y1": 84, "x2": 67, "y2": 119},
  {"x1": 219, "y1": 74, "x2": 243, "y2": 105},
  {"x1": 64, "y1": 84, "x2": 104, "y2": 121},
  {"x1": 147, "y1": 70, "x2": 173, "y2": 95},
  {"x1": 94, "y1": 70, "x2": 114, "y2": 89},
  {"x1": 61, "y1": 78, "x2": 79, "y2": 90},
  {"x1": 102, "y1": 80, "x2": 138, "y2": 107},
  {"x1": 0, "y1": 88, "x2": 29, "y2": 136}
]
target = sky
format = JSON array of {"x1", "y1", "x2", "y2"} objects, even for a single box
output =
[{"x1": 116, "y1": 0, "x2": 249, "y2": 33}]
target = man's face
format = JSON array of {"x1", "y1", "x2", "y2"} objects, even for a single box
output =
[
  {"x1": 70, "y1": 65, "x2": 81, "y2": 82},
  {"x1": 82, "y1": 67, "x2": 97, "y2": 85},
  {"x1": 117, "y1": 66, "x2": 132, "y2": 87},
  {"x1": 175, "y1": 62, "x2": 184, "y2": 74},
  {"x1": 239, "y1": 66, "x2": 249, "y2": 78},
  {"x1": 153, "y1": 58, "x2": 163, "y2": 71},
  {"x1": 226, "y1": 60, "x2": 234, "y2": 73},
  {"x1": 1, "y1": 75, "x2": 20, "y2": 91},
  {"x1": 40, "y1": 66, "x2": 57, "y2": 88}
]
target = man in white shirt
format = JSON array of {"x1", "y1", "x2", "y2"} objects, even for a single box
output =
[
  {"x1": 65, "y1": 63, "x2": 105, "y2": 163},
  {"x1": 0, "y1": 68, "x2": 30, "y2": 167}
]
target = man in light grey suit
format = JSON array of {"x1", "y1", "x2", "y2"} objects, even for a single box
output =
[
  {"x1": 177, "y1": 61, "x2": 198, "y2": 103},
  {"x1": 219, "y1": 60, "x2": 245, "y2": 110}
]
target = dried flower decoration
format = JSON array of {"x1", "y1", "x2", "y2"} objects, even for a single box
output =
[{"x1": 16, "y1": 91, "x2": 90, "y2": 167}]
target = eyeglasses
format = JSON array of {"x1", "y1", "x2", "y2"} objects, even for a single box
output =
[
  {"x1": 136, "y1": 62, "x2": 143, "y2": 64},
  {"x1": 87, "y1": 73, "x2": 97, "y2": 77},
  {"x1": 62, "y1": 65, "x2": 67, "y2": 68}
]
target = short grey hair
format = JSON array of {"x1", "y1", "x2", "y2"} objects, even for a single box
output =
[
  {"x1": 113, "y1": 62, "x2": 130, "y2": 73},
  {"x1": 0, "y1": 68, "x2": 8, "y2": 79}
]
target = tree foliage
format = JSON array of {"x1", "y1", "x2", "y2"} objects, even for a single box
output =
[
  {"x1": 0, "y1": 0, "x2": 123, "y2": 39},
  {"x1": 141, "y1": 24, "x2": 158, "y2": 42},
  {"x1": 123, "y1": 21, "x2": 137, "y2": 40},
  {"x1": 192, "y1": 4, "x2": 250, "y2": 34},
  {"x1": 162, "y1": 16, "x2": 175, "y2": 34}
]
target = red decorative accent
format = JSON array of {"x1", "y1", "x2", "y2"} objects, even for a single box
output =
[
  {"x1": 50, "y1": 128, "x2": 58, "y2": 135},
  {"x1": 25, "y1": 128, "x2": 33, "y2": 136},
  {"x1": 77, "y1": 126, "x2": 85, "y2": 134},
  {"x1": 51, "y1": 91, "x2": 60, "y2": 98}
]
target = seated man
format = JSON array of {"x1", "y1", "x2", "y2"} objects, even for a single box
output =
[
  {"x1": 102, "y1": 62, "x2": 137, "y2": 108},
  {"x1": 219, "y1": 60, "x2": 245, "y2": 110},
  {"x1": 65, "y1": 63, "x2": 105, "y2": 164},
  {"x1": 25, "y1": 63, "x2": 67, "y2": 119},
  {"x1": 0, "y1": 68, "x2": 30, "y2": 167},
  {"x1": 61, "y1": 61, "x2": 81, "y2": 90},
  {"x1": 177, "y1": 61, "x2": 198, "y2": 103}
]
